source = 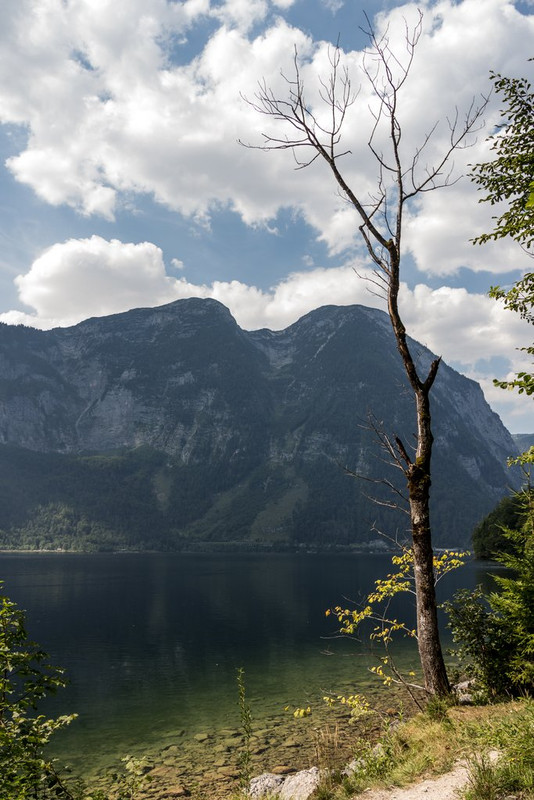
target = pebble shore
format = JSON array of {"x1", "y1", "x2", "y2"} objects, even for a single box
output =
[{"x1": 87, "y1": 686, "x2": 409, "y2": 799}]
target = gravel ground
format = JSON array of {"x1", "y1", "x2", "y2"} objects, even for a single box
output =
[{"x1": 354, "y1": 761, "x2": 471, "y2": 800}]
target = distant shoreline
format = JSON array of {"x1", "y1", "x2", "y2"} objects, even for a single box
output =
[
  {"x1": 0, "y1": 544, "x2": 392, "y2": 555},
  {"x1": 0, "y1": 544, "x2": 480, "y2": 559}
]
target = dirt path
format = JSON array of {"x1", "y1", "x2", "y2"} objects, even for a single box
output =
[{"x1": 355, "y1": 761, "x2": 474, "y2": 800}]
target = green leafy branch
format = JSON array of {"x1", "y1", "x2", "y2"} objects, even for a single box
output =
[{"x1": 325, "y1": 547, "x2": 467, "y2": 711}]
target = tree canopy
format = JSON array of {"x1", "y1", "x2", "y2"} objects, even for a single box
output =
[
  {"x1": 471, "y1": 68, "x2": 534, "y2": 250},
  {"x1": 471, "y1": 64, "x2": 534, "y2": 402}
]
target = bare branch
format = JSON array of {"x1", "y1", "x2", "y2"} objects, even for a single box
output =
[{"x1": 242, "y1": 12, "x2": 485, "y2": 695}]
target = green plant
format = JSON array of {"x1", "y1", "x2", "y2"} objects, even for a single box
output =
[
  {"x1": 424, "y1": 694, "x2": 455, "y2": 723},
  {"x1": 446, "y1": 483, "x2": 534, "y2": 700},
  {"x1": 327, "y1": 547, "x2": 466, "y2": 707},
  {"x1": 312, "y1": 725, "x2": 343, "y2": 799},
  {"x1": 0, "y1": 585, "x2": 78, "y2": 800},
  {"x1": 106, "y1": 756, "x2": 152, "y2": 800},
  {"x1": 236, "y1": 667, "x2": 253, "y2": 791},
  {"x1": 470, "y1": 67, "x2": 534, "y2": 402},
  {"x1": 462, "y1": 701, "x2": 534, "y2": 799},
  {"x1": 463, "y1": 753, "x2": 502, "y2": 800},
  {"x1": 472, "y1": 493, "x2": 527, "y2": 559},
  {"x1": 444, "y1": 587, "x2": 515, "y2": 702}
]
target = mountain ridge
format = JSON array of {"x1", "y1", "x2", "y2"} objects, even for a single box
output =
[{"x1": 0, "y1": 298, "x2": 519, "y2": 550}]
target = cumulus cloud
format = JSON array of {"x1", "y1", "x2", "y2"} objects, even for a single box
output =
[
  {"x1": 1, "y1": 235, "x2": 382, "y2": 330},
  {"x1": 9, "y1": 237, "x2": 179, "y2": 326},
  {"x1": 1, "y1": 0, "x2": 532, "y2": 274},
  {"x1": 401, "y1": 284, "x2": 530, "y2": 367}
]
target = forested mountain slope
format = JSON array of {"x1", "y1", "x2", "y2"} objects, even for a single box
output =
[{"x1": 0, "y1": 299, "x2": 518, "y2": 550}]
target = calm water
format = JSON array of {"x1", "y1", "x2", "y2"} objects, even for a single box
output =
[{"x1": 0, "y1": 552, "x2": 494, "y2": 771}]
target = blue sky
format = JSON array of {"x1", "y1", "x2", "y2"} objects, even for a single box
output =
[{"x1": 0, "y1": 0, "x2": 533, "y2": 432}]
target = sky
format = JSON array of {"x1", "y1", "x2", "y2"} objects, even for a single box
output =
[{"x1": 0, "y1": 0, "x2": 533, "y2": 433}]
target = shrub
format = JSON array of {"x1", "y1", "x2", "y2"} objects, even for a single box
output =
[
  {"x1": 0, "y1": 587, "x2": 77, "y2": 799},
  {"x1": 446, "y1": 484, "x2": 534, "y2": 699}
]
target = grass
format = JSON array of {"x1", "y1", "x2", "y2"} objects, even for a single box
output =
[
  {"x1": 225, "y1": 697, "x2": 534, "y2": 800},
  {"x1": 461, "y1": 700, "x2": 534, "y2": 800},
  {"x1": 308, "y1": 698, "x2": 534, "y2": 800}
]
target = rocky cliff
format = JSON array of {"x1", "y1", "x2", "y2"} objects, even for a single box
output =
[{"x1": 0, "y1": 299, "x2": 518, "y2": 550}]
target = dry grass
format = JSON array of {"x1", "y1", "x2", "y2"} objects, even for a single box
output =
[{"x1": 318, "y1": 700, "x2": 533, "y2": 799}]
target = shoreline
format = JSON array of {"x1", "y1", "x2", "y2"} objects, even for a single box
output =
[
  {"x1": 0, "y1": 545, "x2": 474, "y2": 556},
  {"x1": 69, "y1": 683, "x2": 418, "y2": 800}
]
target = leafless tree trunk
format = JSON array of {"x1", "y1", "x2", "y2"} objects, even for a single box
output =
[{"x1": 241, "y1": 13, "x2": 487, "y2": 696}]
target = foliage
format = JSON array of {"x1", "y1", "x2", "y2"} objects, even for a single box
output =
[
  {"x1": 322, "y1": 693, "x2": 373, "y2": 723},
  {"x1": 462, "y1": 700, "x2": 534, "y2": 800},
  {"x1": 286, "y1": 704, "x2": 312, "y2": 718},
  {"x1": 446, "y1": 485, "x2": 534, "y2": 700},
  {"x1": 490, "y1": 489, "x2": 534, "y2": 690},
  {"x1": 236, "y1": 667, "x2": 253, "y2": 790},
  {"x1": 472, "y1": 492, "x2": 526, "y2": 559},
  {"x1": 326, "y1": 547, "x2": 466, "y2": 706},
  {"x1": 490, "y1": 271, "x2": 534, "y2": 395},
  {"x1": 471, "y1": 68, "x2": 534, "y2": 250},
  {"x1": 471, "y1": 66, "x2": 534, "y2": 402},
  {"x1": 444, "y1": 588, "x2": 516, "y2": 701},
  {"x1": 0, "y1": 585, "x2": 77, "y2": 800}
]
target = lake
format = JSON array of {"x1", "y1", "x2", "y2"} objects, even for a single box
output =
[{"x1": 0, "y1": 551, "x2": 495, "y2": 793}]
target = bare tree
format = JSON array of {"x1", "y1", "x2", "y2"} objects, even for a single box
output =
[{"x1": 241, "y1": 14, "x2": 487, "y2": 696}]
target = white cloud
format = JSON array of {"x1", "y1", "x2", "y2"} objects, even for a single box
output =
[
  {"x1": 11, "y1": 236, "x2": 179, "y2": 326},
  {"x1": 2, "y1": 0, "x2": 532, "y2": 273},
  {"x1": 210, "y1": 0, "x2": 269, "y2": 31},
  {"x1": 322, "y1": 0, "x2": 344, "y2": 12},
  {"x1": 1, "y1": 235, "x2": 382, "y2": 330},
  {"x1": 400, "y1": 283, "x2": 531, "y2": 374}
]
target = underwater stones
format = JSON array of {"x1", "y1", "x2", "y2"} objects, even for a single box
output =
[
  {"x1": 282, "y1": 737, "x2": 300, "y2": 748},
  {"x1": 216, "y1": 766, "x2": 240, "y2": 778},
  {"x1": 218, "y1": 728, "x2": 240, "y2": 737},
  {"x1": 161, "y1": 787, "x2": 190, "y2": 798}
]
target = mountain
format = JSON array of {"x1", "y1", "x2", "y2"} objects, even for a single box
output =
[
  {"x1": 0, "y1": 299, "x2": 519, "y2": 551},
  {"x1": 513, "y1": 434, "x2": 534, "y2": 453}
]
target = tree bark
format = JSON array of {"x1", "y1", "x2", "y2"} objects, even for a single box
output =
[
  {"x1": 408, "y1": 388, "x2": 450, "y2": 696},
  {"x1": 388, "y1": 245, "x2": 450, "y2": 695}
]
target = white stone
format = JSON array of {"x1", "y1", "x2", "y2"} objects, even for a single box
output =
[
  {"x1": 248, "y1": 773, "x2": 285, "y2": 798},
  {"x1": 279, "y1": 767, "x2": 321, "y2": 800}
]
